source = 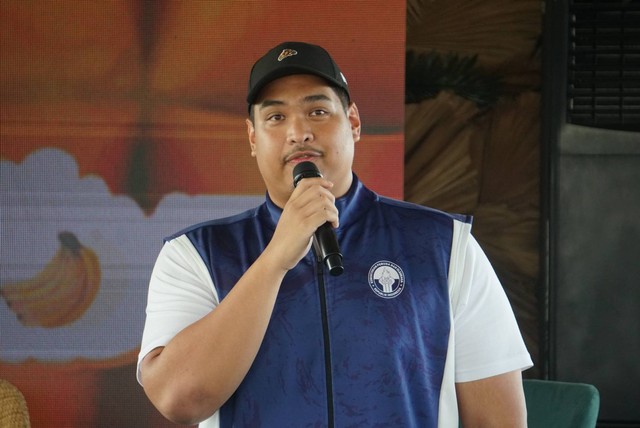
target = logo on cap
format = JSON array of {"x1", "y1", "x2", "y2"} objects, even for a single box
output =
[{"x1": 278, "y1": 49, "x2": 298, "y2": 62}]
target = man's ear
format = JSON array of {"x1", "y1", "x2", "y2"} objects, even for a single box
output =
[
  {"x1": 246, "y1": 118, "x2": 257, "y2": 157},
  {"x1": 348, "y1": 102, "x2": 361, "y2": 143}
]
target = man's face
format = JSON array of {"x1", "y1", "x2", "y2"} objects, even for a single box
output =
[{"x1": 246, "y1": 74, "x2": 361, "y2": 208}]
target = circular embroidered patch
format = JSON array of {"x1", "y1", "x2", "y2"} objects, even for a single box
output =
[{"x1": 368, "y1": 260, "x2": 405, "y2": 299}]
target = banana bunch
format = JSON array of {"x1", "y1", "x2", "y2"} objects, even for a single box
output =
[{"x1": 1, "y1": 231, "x2": 101, "y2": 328}]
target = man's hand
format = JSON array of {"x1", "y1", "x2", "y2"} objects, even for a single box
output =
[{"x1": 266, "y1": 176, "x2": 339, "y2": 271}]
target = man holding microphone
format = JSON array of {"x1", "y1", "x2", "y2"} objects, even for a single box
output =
[{"x1": 138, "y1": 41, "x2": 532, "y2": 427}]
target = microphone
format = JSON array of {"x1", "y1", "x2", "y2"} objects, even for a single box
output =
[{"x1": 292, "y1": 161, "x2": 344, "y2": 276}]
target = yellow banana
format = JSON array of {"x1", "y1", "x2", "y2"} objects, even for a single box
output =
[
  {"x1": 1, "y1": 231, "x2": 102, "y2": 328},
  {"x1": 12, "y1": 253, "x2": 86, "y2": 326},
  {"x1": 39, "y1": 247, "x2": 101, "y2": 328},
  {"x1": 3, "y1": 250, "x2": 80, "y2": 303}
]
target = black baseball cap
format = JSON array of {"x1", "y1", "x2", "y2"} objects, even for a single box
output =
[{"x1": 247, "y1": 41, "x2": 350, "y2": 109}]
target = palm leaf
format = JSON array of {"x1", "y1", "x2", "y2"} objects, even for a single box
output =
[
  {"x1": 404, "y1": 92, "x2": 485, "y2": 213},
  {"x1": 406, "y1": 50, "x2": 501, "y2": 107},
  {"x1": 407, "y1": 0, "x2": 541, "y2": 70}
]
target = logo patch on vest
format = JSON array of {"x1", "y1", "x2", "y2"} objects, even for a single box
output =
[{"x1": 368, "y1": 261, "x2": 405, "y2": 299}]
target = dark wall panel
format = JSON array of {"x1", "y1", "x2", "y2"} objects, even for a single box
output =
[
  {"x1": 553, "y1": 145, "x2": 640, "y2": 421},
  {"x1": 543, "y1": 0, "x2": 640, "y2": 424}
]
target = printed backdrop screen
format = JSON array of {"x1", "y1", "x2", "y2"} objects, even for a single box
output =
[{"x1": 0, "y1": 1, "x2": 405, "y2": 426}]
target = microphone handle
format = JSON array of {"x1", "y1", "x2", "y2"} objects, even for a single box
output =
[{"x1": 313, "y1": 222, "x2": 344, "y2": 276}]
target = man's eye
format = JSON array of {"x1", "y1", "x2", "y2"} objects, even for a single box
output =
[
  {"x1": 267, "y1": 113, "x2": 283, "y2": 121},
  {"x1": 310, "y1": 109, "x2": 327, "y2": 116}
]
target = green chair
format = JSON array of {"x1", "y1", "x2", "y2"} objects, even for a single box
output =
[{"x1": 524, "y1": 379, "x2": 600, "y2": 428}]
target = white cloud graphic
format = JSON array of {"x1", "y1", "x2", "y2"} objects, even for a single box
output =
[{"x1": 0, "y1": 148, "x2": 262, "y2": 362}]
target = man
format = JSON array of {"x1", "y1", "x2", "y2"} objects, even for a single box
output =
[{"x1": 138, "y1": 41, "x2": 532, "y2": 427}]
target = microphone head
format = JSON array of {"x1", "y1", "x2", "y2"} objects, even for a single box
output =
[{"x1": 293, "y1": 161, "x2": 322, "y2": 187}]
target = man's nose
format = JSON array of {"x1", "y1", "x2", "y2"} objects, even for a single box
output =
[{"x1": 287, "y1": 116, "x2": 313, "y2": 144}]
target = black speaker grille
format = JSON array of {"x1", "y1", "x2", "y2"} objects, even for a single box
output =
[{"x1": 568, "y1": 0, "x2": 640, "y2": 131}]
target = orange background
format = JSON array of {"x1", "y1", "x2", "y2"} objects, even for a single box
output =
[{"x1": 1, "y1": 1, "x2": 405, "y2": 211}]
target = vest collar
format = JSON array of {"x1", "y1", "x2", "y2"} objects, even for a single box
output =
[{"x1": 263, "y1": 174, "x2": 375, "y2": 232}]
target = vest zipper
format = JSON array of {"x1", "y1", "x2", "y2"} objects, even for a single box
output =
[{"x1": 315, "y1": 248, "x2": 335, "y2": 428}]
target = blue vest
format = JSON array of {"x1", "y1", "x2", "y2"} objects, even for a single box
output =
[{"x1": 176, "y1": 176, "x2": 470, "y2": 427}]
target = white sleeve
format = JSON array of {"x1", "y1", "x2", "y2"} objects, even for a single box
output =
[
  {"x1": 136, "y1": 234, "x2": 219, "y2": 384},
  {"x1": 450, "y1": 220, "x2": 533, "y2": 383}
]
